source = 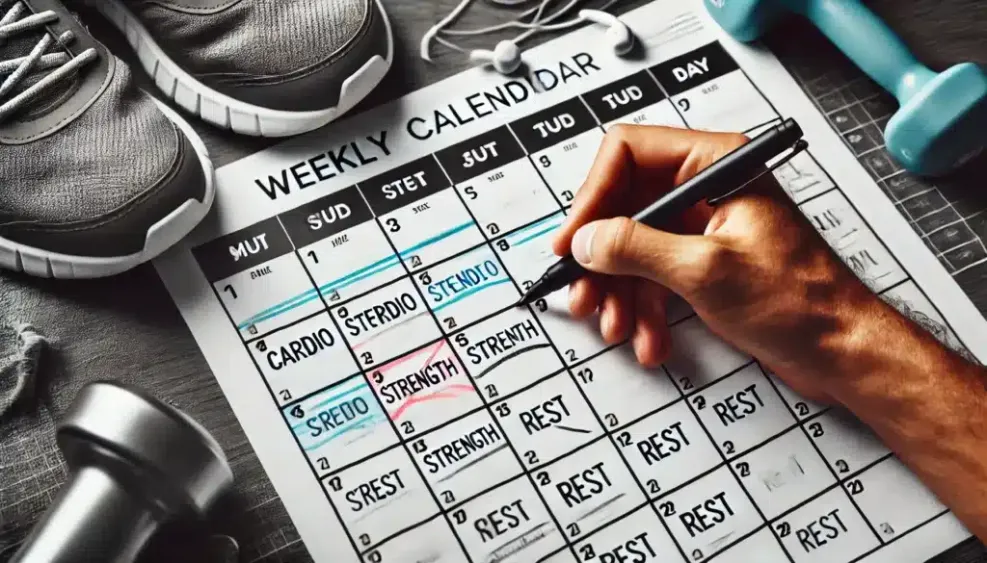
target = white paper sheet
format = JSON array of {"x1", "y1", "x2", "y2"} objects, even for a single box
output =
[{"x1": 156, "y1": 1, "x2": 987, "y2": 561}]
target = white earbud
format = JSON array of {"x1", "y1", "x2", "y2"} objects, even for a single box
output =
[
  {"x1": 469, "y1": 40, "x2": 523, "y2": 74},
  {"x1": 419, "y1": 0, "x2": 635, "y2": 76},
  {"x1": 579, "y1": 9, "x2": 634, "y2": 55}
]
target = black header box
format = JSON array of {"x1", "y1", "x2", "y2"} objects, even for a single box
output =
[
  {"x1": 650, "y1": 42, "x2": 739, "y2": 97},
  {"x1": 581, "y1": 70, "x2": 666, "y2": 124},
  {"x1": 434, "y1": 125, "x2": 525, "y2": 184},
  {"x1": 278, "y1": 186, "x2": 373, "y2": 248},
  {"x1": 359, "y1": 155, "x2": 449, "y2": 216},
  {"x1": 194, "y1": 217, "x2": 294, "y2": 282},
  {"x1": 509, "y1": 97, "x2": 598, "y2": 154}
]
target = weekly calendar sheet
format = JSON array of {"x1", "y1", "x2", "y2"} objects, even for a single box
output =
[{"x1": 157, "y1": 2, "x2": 987, "y2": 562}]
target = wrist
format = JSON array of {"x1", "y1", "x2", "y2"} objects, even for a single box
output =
[{"x1": 825, "y1": 292, "x2": 982, "y2": 420}]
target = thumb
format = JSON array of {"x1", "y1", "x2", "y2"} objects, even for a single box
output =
[{"x1": 570, "y1": 217, "x2": 718, "y2": 296}]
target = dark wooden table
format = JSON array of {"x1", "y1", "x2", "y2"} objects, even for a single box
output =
[{"x1": 1, "y1": 1, "x2": 985, "y2": 562}]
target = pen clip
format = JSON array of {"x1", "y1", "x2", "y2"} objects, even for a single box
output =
[{"x1": 707, "y1": 139, "x2": 809, "y2": 206}]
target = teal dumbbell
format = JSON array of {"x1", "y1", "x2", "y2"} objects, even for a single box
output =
[{"x1": 705, "y1": 0, "x2": 987, "y2": 176}]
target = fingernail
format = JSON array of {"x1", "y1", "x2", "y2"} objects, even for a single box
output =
[{"x1": 572, "y1": 224, "x2": 596, "y2": 265}]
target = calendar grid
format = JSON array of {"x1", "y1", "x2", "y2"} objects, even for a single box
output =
[{"x1": 194, "y1": 39, "x2": 967, "y2": 563}]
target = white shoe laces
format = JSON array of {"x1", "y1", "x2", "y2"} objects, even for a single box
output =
[{"x1": 0, "y1": 0, "x2": 97, "y2": 123}]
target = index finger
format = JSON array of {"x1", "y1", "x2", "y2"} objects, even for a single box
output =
[{"x1": 552, "y1": 124, "x2": 748, "y2": 256}]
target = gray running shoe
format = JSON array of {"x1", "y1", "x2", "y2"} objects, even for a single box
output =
[
  {"x1": 90, "y1": 0, "x2": 394, "y2": 137},
  {"x1": 0, "y1": 0, "x2": 214, "y2": 278}
]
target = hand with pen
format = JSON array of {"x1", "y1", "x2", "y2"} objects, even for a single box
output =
[{"x1": 553, "y1": 124, "x2": 987, "y2": 541}]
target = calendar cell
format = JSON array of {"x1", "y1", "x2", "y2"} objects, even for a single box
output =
[
  {"x1": 496, "y1": 373, "x2": 604, "y2": 469},
  {"x1": 530, "y1": 128, "x2": 606, "y2": 206},
  {"x1": 495, "y1": 211, "x2": 566, "y2": 287},
  {"x1": 385, "y1": 189, "x2": 485, "y2": 272},
  {"x1": 451, "y1": 306, "x2": 563, "y2": 399},
  {"x1": 330, "y1": 278, "x2": 442, "y2": 369},
  {"x1": 323, "y1": 446, "x2": 440, "y2": 547},
  {"x1": 604, "y1": 99, "x2": 686, "y2": 130},
  {"x1": 279, "y1": 186, "x2": 402, "y2": 303},
  {"x1": 616, "y1": 401, "x2": 721, "y2": 498},
  {"x1": 287, "y1": 376, "x2": 398, "y2": 476},
  {"x1": 651, "y1": 42, "x2": 777, "y2": 133},
  {"x1": 457, "y1": 163, "x2": 561, "y2": 238},
  {"x1": 574, "y1": 506, "x2": 686, "y2": 563},
  {"x1": 196, "y1": 218, "x2": 324, "y2": 339},
  {"x1": 661, "y1": 466, "x2": 762, "y2": 561},
  {"x1": 414, "y1": 246, "x2": 518, "y2": 329},
  {"x1": 361, "y1": 517, "x2": 467, "y2": 563},
  {"x1": 773, "y1": 152, "x2": 834, "y2": 205},
  {"x1": 808, "y1": 408, "x2": 889, "y2": 478},
  {"x1": 689, "y1": 363, "x2": 795, "y2": 457},
  {"x1": 848, "y1": 456, "x2": 947, "y2": 540},
  {"x1": 573, "y1": 345, "x2": 681, "y2": 431},
  {"x1": 664, "y1": 316, "x2": 752, "y2": 391},
  {"x1": 773, "y1": 488, "x2": 879, "y2": 563},
  {"x1": 714, "y1": 528, "x2": 790, "y2": 563},
  {"x1": 535, "y1": 440, "x2": 646, "y2": 540},
  {"x1": 248, "y1": 312, "x2": 359, "y2": 406},
  {"x1": 732, "y1": 428, "x2": 834, "y2": 519},
  {"x1": 410, "y1": 409, "x2": 523, "y2": 508},
  {"x1": 362, "y1": 156, "x2": 485, "y2": 271},
  {"x1": 451, "y1": 476, "x2": 566, "y2": 563},
  {"x1": 800, "y1": 190, "x2": 906, "y2": 293},
  {"x1": 534, "y1": 286, "x2": 610, "y2": 366},
  {"x1": 768, "y1": 373, "x2": 828, "y2": 421},
  {"x1": 369, "y1": 339, "x2": 482, "y2": 439}
]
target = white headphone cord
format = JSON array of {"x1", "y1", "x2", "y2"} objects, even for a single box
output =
[{"x1": 421, "y1": 0, "x2": 620, "y2": 63}]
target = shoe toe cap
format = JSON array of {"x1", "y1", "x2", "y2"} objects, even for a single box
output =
[{"x1": 206, "y1": 1, "x2": 390, "y2": 113}]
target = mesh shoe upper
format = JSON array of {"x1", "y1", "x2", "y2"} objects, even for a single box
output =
[
  {"x1": 0, "y1": 0, "x2": 206, "y2": 258},
  {"x1": 125, "y1": 0, "x2": 390, "y2": 111}
]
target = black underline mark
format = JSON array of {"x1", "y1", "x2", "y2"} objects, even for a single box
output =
[
  {"x1": 474, "y1": 344, "x2": 553, "y2": 380},
  {"x1": 576, "y1": 493, "x2": 626, "y2": 522},
  {"x1": 486, "y1": 522, "x2": 551, "y2": 563},
  {"x1": 554, "y1": 425, "x2": 592, "y2": 434},
  {"x1": 709, "y1": 531, "x2": 735, "y2": 551},
  {"x1": 436, "y1": 443, "x2": 511, "y2": 483}
]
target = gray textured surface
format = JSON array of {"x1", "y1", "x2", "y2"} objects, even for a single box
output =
[{"x1": 1, "y1": 1, "x2": 985, "y2": 562}]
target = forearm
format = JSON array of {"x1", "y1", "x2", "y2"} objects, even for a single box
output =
[{"x1": 832, "y1": 297, "x2": 987, "y2": 540}]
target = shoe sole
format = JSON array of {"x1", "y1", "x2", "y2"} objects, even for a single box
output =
[
  {"x1": 93, "y1": 0, "x2": 394, "y2": 138},
  {"x1": 0, "y1": 99, "x2": 216, "y2": 279}
]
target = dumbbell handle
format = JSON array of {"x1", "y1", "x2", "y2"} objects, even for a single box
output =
[
  {"x1": 11, "y1": 467, "x2": 162, "y2": 563},
  {"x1": 788, "y1": 0, "x2": 937, "y2": 101}
]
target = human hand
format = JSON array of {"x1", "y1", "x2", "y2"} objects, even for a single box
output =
[{"x1": 552, "y1": 125, "x2": 886, "y2": 402}]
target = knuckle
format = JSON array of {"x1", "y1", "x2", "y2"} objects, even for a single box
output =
[
  {"x1": 683, "y1": 240, "x2": 731, "y2": 290},
  {"x1": 605, "y1": 123, "x2": 633, "y2": 143}
]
